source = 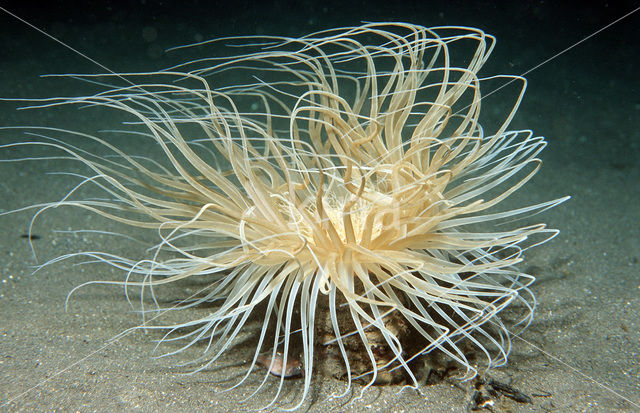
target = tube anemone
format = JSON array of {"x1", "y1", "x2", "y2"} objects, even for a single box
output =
[{"x1": 2, "y1": 23, "x2": 567, "y2": 409}]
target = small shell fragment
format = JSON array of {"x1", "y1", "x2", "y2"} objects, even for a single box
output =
[{"x1": 256, "y1": 351, "x2": 303, "y2": 378}]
